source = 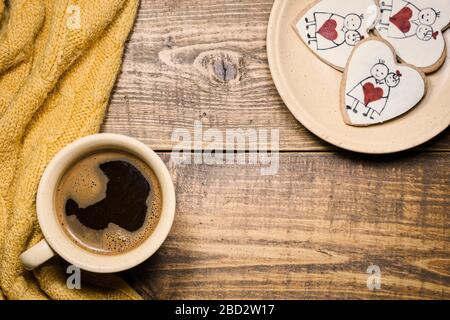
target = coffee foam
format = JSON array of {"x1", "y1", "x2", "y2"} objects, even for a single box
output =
[{"x1": 55, "y1": 151, "x2": 162, "y2": 255}]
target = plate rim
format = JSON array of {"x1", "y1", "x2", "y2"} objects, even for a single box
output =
[{"x1": 266, "y1": 0, "x2": 449, "y2": 154}]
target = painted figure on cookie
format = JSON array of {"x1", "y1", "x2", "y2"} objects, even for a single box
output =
[
  {"x1": 342, "y1": 38, "x2": 426, "y2": 126},
  {"x1": 378, "y1": 0, "x2": 441, "y2": 41},
  {"x1": 346, "y1": 61, "x2": 401, "y2": 120},
  {"x1": 293, "y1": 0, "x2": 379, "y2": 70},
  {"x1": 304, "y1": 12, "x2": 364, "y2": 50},
  {"x1": 375, "y1": 0, "x2": 450, "y2": 71}
]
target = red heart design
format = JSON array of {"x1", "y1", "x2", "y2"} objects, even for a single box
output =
[
  {"x1": 318, "y1": 19, "x2": 338, "y2": 41},
  {"x1": 389, "y1": 7, "x2": 413, "y2": 33},
  {"x1": 363, "y1": 83, "x2": 384, "y2": 106}
]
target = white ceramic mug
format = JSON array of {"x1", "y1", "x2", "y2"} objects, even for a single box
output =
[{"x1": 20, "y1": 133, "x2": 176, "y2": 273}]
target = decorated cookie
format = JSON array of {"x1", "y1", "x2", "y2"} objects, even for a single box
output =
[
  {"x1": 376, "y1": 0, "x2": 450, "y2": 73},
  {"x1": 341, "y1": 38, "x2": 426, "y2": 126},
  {"x1": 293, "y1": 0, "x2": 380, "y2": 70}
]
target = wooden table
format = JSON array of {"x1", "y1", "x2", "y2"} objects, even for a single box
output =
[{"x1": 102, "y1": 0, "x2": 450, "y2": 299}]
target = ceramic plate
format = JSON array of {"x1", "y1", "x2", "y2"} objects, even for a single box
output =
[{"x1": 267, "y1": 0, "x2": 450, "y2": 154}]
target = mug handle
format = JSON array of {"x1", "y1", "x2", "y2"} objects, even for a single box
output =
[{"x1": 20, "y1": 239, "x2": 55, "y2": 270}]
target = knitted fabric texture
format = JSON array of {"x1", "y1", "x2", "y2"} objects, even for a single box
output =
[{"x1": 0, "y1": 0, "x2": 141, "y2": 300}]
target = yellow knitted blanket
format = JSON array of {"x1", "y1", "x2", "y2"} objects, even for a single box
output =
[{"x1": 0, "y1": 0, "x2": 141, "y2": 300}]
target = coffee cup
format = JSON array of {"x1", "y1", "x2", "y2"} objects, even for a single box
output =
[{"x1": 20, "y1": 133, "x2": 175, "y2": 273}]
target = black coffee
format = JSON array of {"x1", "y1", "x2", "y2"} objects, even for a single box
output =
[{"x1": 55, "y1": 151, "x2": 162, "y2": 255}]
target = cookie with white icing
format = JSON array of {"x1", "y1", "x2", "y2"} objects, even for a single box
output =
[
  {"x1": 292, "y1": 0, "x2": 379, "y2": 71},
  {"x1": 375, "y1": 0, "x2": 450, "y2": 73},
  {"x1": 341, "y1": 38, "x2": 426, "y2": 126}
]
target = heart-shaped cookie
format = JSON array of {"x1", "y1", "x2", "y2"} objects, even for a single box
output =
[
  {"x1": 341, "y1": 38, "x2": 426, "y2": 126},
  {"x1": 292, "y1": 0, "x2": 380, "y2": 70},
  {"x1": 376, "y1": 0, "x2": 450, "y2": 73}
]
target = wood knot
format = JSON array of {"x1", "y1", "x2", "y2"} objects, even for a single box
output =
[
  {"x1": 163, "y1": 36, "x2": 175, "y2": 49},
  {"x1": 194, "y1": 50, "x2": 242, "y2": 85},
  {"x1": 213, "y1": 57, "x2": 237, "y2": 82}
]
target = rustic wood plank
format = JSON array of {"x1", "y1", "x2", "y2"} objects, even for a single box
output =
[
  {"x1": 102, "y1": 0, "x2": 450, "y2": 151},
  {"x1": 125, "y1": 152, "x2": 450, "y2": 299}
]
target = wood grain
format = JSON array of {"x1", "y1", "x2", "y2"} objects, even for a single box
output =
[
  {"x1": 101, "y1": 0, "x2": 450, "y2": 151},
  {"x1": 103, "y1": 0, "x2": 450, "y2": 300},
  {"x1": 124, "y1": 152, "x2": 450, "y2": 300}
]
